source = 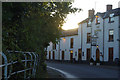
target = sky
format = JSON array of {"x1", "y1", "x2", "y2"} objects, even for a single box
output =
[{"x1": 62, "y1": 0, "x2": 120, "y2": 30}]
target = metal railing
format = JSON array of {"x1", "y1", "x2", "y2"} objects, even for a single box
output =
[{"x1": 0, "y1": 51, "x2": 39, "y2": 80}]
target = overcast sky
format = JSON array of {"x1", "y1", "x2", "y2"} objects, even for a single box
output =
[{"x1": 62, "y1": 0, "x2": 120, "y2": 30}]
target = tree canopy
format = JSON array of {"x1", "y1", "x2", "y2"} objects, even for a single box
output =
[{"x1": 2, "y1": 2, "x2": 81, "y2": 53}]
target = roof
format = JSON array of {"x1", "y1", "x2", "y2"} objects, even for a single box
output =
[
  {"x1": 78, "y1": 8, "x2": 120, "y2": 25},
  {"x1": 61, "y1": 28, "x2": 78, "y2": 37},
  {"x1": 103, "y1": 8, "x2": 120, "y2": 18},
  {"x1": 92, "y1": 12, "x2": 106, "y2": 20},
  {"x1": 96, "y1": 12, "x2": 105, "y2": 18},
  {"x1": 78, "y1": 16, "x2": 95, "y2": 25}
]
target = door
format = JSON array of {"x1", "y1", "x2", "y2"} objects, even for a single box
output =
[
  {"x1": 49, "y1": 51, "x2": 51, "y2": 60},
  {"x1": 53, "y1": 51, "x2": 55, "y2": 60},
  {"x1": 78, "y1": 49, "x2": 82, "y2": 60},
  {"x1": 70, "y1": 53, "x2": 73, "y2": 61},
  {"x1": 109, "y1": 48, "x2": 113, "y2": 61},
  {"x1": 96, "y1": 48, "x2": 100, "y2": 60},
  {"x1": 87, "y1": 48, "x2": 91, "y2": 61},
  {"x1": 62, "y1": 51, "x2": 64, "y2": 60}
]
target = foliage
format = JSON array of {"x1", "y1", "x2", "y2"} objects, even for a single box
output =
[
  {"x1": 2, "y1": 2, "x2": 81, "y2": 52},
  {"x1": 2, "y1": 2, "x2": 81, "y2": 78}
]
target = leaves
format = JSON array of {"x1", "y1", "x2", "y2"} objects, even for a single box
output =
[{"x1": 2, "y1": 2, "x2": 81, "y2": 60}]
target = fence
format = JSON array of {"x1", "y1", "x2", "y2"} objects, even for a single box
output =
[{"x1": 0, "y1": 51, "x2": 39, "y2": 80}]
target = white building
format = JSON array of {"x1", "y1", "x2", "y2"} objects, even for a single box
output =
[
  {"x1": 103, "y1": 5, "x2": 120, "y2": 61},
  {"x1": 46, "y1": 29, "x2": 80, "y2": 61},
  {"x1": 46, "y1": 5, "x2": 120, "y2": 62}
]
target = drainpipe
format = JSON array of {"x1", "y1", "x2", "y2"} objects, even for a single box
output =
[
  {"x1": 91, "y1": 23, "x2": 92, "y2": 59},
  {"x1": 81, "y1": 24, "x2": 83, "y2": 59},
  {"x1": 103, "y1": 18, "x2": 105, "y2": 62},
  {"x1": 118, "y1": 16, "x2": 120, "y2": 59}
]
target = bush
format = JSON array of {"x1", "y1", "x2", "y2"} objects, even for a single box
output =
[{"x1": 89, "y1": 58, "x2": 94, "y2": 62}]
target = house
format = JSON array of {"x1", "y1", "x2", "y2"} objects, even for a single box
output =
[
  {"x1": 103, "y1": 5, "x2": 120, "y2": 61},
  {"x1": 46, "y1": 4, "x2": 120, "y2": 62},
  {"x1": 46, "y1": 28, "x2": 80, "y2": 61}
]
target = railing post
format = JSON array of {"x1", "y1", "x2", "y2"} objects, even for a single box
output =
[
  {"x1": 31, "y1": 52, "x2": 36, "y2": 77},
  {"x1": 24, "y1": 53, "x2": 27, "y2": 79},
  {"x1": 0, "y1": 52, "x2": 8, "y2": 80},
  {"x1": 25, "y1": 52, "x2": 33, "y2": 78}
]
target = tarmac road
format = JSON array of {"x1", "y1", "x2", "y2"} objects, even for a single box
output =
[{"x1": 46, "y1": 61, "x2": 119, "y2": 79}]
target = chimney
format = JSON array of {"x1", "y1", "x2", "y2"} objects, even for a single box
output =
[
  {"x1": 88, "y1": 9, "x2": 95, "y2": 18},
  {"x1": 106, "y1": 5, "x2": 112, "y2": 11}
]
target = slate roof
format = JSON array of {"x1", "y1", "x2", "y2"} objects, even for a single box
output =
[
  {"x1": 92, "y1": 12, "x2": 105, "y2": 20},
  {"x1": 103, "y1": 8, "x2": 120, "y2": 18},
  {"x1": 61, "y1": 28, "x2": 78, "y2": 37},
  {"x1": 78, "y1": 8, "x2": 120, "y2": 25},
  {"x1": 78, "y1": 16, "x2": 95, "y2": 25}
]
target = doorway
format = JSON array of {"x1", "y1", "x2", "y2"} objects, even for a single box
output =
[
  {"x1": 70, "y1": 50, "x2": 73, "y2": 61},
  {"x1": 62, "y1": 51, "x2": 64, "y2": 60},
  {"x1": 87, "y1": 48, "x2": 91, "y2": 61},
  {"x1": 78, "y1": 49, "x2": 82, "y2": 60},
  {"x1": 96, "y1": 48, "x2": 100, "y2": 60},
  {"x1": 52, "y1": 51, "x2": 55, "y2": 60},
  {"x1": 109, "y1": 48, "x2": 113, "y2": 61},
  {"x1": 49, "y1": 51, "x2": 51, "y2": 60}
]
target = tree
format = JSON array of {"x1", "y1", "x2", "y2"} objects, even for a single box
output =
[{"x1": 2, "y1": 2, "x2": 81, "y2": 71}]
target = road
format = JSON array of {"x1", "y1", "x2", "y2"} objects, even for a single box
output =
[{"x1": 46, "y1": 61, "x2": 119, "y2": 79}]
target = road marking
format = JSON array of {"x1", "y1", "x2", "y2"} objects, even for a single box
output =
[{"x1": 47, "y1": 66, "x2": 78, "y2": 78}]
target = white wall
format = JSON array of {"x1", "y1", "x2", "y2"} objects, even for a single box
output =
[
  {"x1": 104, "y1": 16, "x2": 119, "y2": 61},
  {"x1": 47, "y1": 35, "x2": 80, "y2": 61},
  {"x1": 79, "y1": 22, "x2": 92, "y2": 60},
  {"x1": 91, "y1": 16, "x2": 104, "y2": 61}
]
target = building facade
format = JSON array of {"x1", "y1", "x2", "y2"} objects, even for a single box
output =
[{"x1": 46, "y1": 5, "x2": 120, "y2": 62}]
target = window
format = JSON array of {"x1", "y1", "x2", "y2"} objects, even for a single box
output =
[
  {"x1": 109, "y1": 29, "x2": 114, "y2": 41},
  {"x1": 95, "y1": 16, "x2": 100, "y2": 24},
  {"x1": 87, "y1": 19, "x2": 92, "y2": 27},
  {"x1": 109, "y1": 13, "x2": 114, "y2": 23},
  {"x1": 70, "y1": 38, "x2": 74, "y2": 48},
  {"x1": 53, "y1": 44, "x2": 56, "y2": 50},
  {"x1": 87, "y1": 33, "x2": 91, "y2": 43}
]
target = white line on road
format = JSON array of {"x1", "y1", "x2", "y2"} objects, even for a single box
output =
[{"x1": 47, "y1": 66, "x2": 78, "y2": 78}]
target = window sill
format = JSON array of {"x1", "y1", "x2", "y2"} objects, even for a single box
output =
[
  {"x1": 108, "y1": 40, "x2": 114, "y2": 42},
  {"x1": 86, "y1": 42, "x2": 91, "y2": 44},
  {"x1": 95, "y1": 23, "x2": 100, "y2": 25},
  {"x1": 87, "y1": 26, "x2": 91, "y2": 27},
  {"x1": 108, "y1": 21, "x2": 114, "y2": 23}
]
